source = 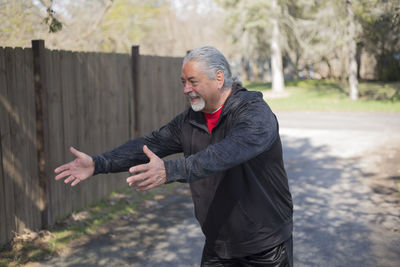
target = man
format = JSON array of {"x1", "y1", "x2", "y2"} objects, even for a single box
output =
[{"x1": 55, "y1": 46, "x2": 293, "y2": 266}]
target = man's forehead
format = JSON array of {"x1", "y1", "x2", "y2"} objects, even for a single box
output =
[{"x1": 182, "y1": 60, "x2": 206, "y2": 78}]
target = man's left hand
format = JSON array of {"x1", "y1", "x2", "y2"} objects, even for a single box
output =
[{"x1": 126, "y1": 145, "x2": 167, "y2": 191}]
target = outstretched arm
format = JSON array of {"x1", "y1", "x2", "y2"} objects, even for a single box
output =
[
  {"x1": 54, "y1": 147, "x2": 95, "y2": 186},
  {"x1": 92, "y1": 112, "x2": 184, "y2": 175}
]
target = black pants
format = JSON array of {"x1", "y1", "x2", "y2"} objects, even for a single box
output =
[{"x1": 201, "y1": 236, "x2": 293, "y2": 267}]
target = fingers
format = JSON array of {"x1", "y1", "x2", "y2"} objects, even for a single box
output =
[
  {"x1": 55, "y1": 170, "x2": 71, "y2": 181},
  {"x1": 70, "y1": 146, "x2": 86, "y2": 159},
  {"x1": 143, "y1": 145, "x2": 156, "y2": 160},
  {"x1": 62, "y1": 175, "x2": 81, "y2": 187},
  {"x1": 54, "y1": 163, "x2": 71, "y2": 174},
  {"x1": 128, "y1": 176, "x2": 154, "y2": 191},
  {"x1": 126, "y1": 171, "x2": 148, "y2": 186},
  {"x1": 129, "y1": 162, "x2": 148, "y2": 174},
  {"x1": 64, "y1": 175, "x2": 76, "y2": 184},
  {"x1": 71, "y1": 178, "x2": 81, "y2": 187}
]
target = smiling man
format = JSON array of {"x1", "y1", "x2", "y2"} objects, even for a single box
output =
[{"x1": 55, "y1": 46, "x2": 293, "y2": 266}]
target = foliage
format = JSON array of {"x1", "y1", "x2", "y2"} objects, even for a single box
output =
[
  {"x1": 357, "y1": 0, "x2": 400, "y2": 81},
  {"x1": 43, "y1": 7, "x2": 62, "y2": 33},
  {"x1": 0, "y1": 0, "x2": 398, "y2": 86},
  {"x1": 0, "y1": 0, "x2": 171, "y2": 53},
  {"x1": 245, "y1": 80, "x2": 400, "y2": 112},
  {"x1": 217, "y1": 0, "x2": 399, "y2": 84}
]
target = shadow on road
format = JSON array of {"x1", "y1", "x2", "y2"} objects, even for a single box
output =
[
  {"x1": 282, "y1": 134, "x2": 400, "y2": 267},
  {"x1": 42, "y1": 190, "x2": 203, "y2": 267}
]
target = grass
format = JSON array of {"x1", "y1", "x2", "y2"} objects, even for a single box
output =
[
  {"x1": 0, "y1": 183, "x2": 182, "y2": 267},
  {"x1": 245, "y1": 80, "x2": 400, "y2": 112}
]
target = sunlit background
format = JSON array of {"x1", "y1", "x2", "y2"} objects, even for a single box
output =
[
  {"x1": 1, "y1": 0, "x2": 399, "y2": 90},
  {"x1": 1, "y1": 1, "x2": 400, "y2": 266}
]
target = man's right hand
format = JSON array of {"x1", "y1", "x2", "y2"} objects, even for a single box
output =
[{"x1": 54, "y1": 147, "x2": 95, "y2": 186}]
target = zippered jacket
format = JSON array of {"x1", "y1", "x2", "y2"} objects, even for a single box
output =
[{"x1": 92, "y1": 83, "x2": 293, "y2": 259}]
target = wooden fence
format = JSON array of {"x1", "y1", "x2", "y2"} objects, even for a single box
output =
[{"x1": 0, "y1": 40, "x2": 186, "y2": 246}]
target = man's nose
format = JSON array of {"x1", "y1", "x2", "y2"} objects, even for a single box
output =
[{"x1": 183, "y1": 83, "x2": 192, "y2": 94}]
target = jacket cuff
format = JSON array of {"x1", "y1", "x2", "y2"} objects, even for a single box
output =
[
  {"x1": 164, "y1": 159, "x2": 187, "y2": 183},
  {"x1": 92, "y1": 155, "x2": 110, "y2": 175}
]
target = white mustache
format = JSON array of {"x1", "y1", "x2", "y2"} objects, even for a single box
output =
[{"x1": 188, "y1": 92, "x2": 201, "y2": 98}]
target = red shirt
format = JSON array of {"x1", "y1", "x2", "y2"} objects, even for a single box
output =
[{"x1": 204, "y1": 105, "x2": 223, "y2": 133}]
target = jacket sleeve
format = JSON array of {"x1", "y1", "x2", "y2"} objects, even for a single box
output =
[
  {"x1": 92, "y1": 113, "x2": 184, "y2": 175},
  {"x1": 164, "y1": 98, "x2": 278, "y2": 183}
]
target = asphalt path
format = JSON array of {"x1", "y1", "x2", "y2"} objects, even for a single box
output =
[
  {"x1": 277, "y1": 111, "x2": 400, "y2": 267},
  {"x1": 38, "y1": 111, "x2": 400, "y2": 267}
]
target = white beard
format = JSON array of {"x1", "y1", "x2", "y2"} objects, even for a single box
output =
[{"x1": 188, "y1": 92, "x2": 206, "y2": 112}]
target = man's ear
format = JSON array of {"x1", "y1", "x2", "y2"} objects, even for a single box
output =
[{"x1": 216, "y1": 70, "x2": 225, "y2": 89}]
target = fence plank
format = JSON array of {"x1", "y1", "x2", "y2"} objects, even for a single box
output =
[
  {"x1": 24, "y1": 48, "x2": 41, "y2": 231},
  {"x1": 70, "y1": 52, "x2": 81, "y2": 212},
  {"x1": 0, "y1": 131, "x2": 6, "y2": 245},
  {"x1": 1, "y1": 48, "x2": 22, "y2": 242},
  {"x1": 139, "y1": 55, "x2": 153, "y2": 135},
  {"x1": 19, "y1": 49, "x2": 29, "y2": 230},
  {"x1": 75, "y1": 52, "x2": 89, "y2": 209},
  {"x1": 20, "y1": 48, "x2": 39, "y2": 231},
  {"x1": 102, "y1": 53, "x2": 113, "y2": 194},
  {"x1": 46, "y1": 50, "x2": 66, "y2": 223},
  {"x1": 79, "y1": 52, "x2": 92, "y2": 208},
  {"x1": 32, "y1": 40, "x2": 50, "y2": 228},
  {"x1": 0, "y1": 47, "x2": 13, "y2": 244},
  {"x1": 60, "y1": 50, "x2": 75, "y2": 216},
  {"x1": 23, "y1": 48, "x2": 33, "y2": 230},
  {"x1": 18, "y1": 47, "x2": 31, "y2": 231},
  {"x1": 120, "y1": 54, "x2": 134, "y2": 139},
  {"x1": 100, "y1": 53, "x2": 108, "y2": 199},
  {"x1": 86, "y1": 52, "x2": 98, "y2": 206},
  {"x1": 17, "y1": 48, "x2": 34, "y2": 231}
]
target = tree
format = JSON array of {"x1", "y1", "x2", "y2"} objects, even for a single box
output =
[
  {"x1": 217, "y1": 0, "x2": 286, "y2": 93},
  {"x1": 358, "y1": 0, "x2": 400, "y2": 82},
  {"x1": 0, "y1": 0, "x2": 171, "y2": 53},
  {"x1": 280, "y1": 0, "x2": 360, "y2": 98},
  {"x1": 140, "y1": 0, "x2": 229, "y2": 57},
  {"x1": 271, "y1": 0, "x2": 285, "y2": 93},
  {"x1": 347, "y1": 0, "x2": 358, "y2": 100},
  {"x1": 0, "y1": 0, "x2": 229, "y2": 57}
]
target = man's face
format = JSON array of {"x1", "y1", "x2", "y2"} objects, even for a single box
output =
[{"x1": 181, "y1": 61, "x2": 223, "y2": 113}]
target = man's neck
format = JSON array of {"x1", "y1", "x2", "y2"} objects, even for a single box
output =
[{"x1": 212, "y1": 88, "x2": 232, "y2": 113}]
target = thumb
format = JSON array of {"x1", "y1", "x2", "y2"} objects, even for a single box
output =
[
  {"x1": 70, "y1": 146, "x2": 85, "y2": 159},
  {"x1": 143, "y1": 145, "x2": 156, "y2": 160}
]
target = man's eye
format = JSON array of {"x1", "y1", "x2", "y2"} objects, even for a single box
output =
[{"x1": 191, "y1": 81, "x2": 198, "y2": 85}]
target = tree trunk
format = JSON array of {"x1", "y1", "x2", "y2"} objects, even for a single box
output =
[
  {"x1": 322, "y1": 56, "x2": 333, "y2": 79},
  {"x1": 271, "y1": 0, "x2": 285, "y2": 93},
  {"x1": 347, "y1": 0, "x2": 358, "y2": 100}
]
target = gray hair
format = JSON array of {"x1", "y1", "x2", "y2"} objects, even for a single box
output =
[{"x1": 184, "y1": 46, "x2": 238, "y2": 90}]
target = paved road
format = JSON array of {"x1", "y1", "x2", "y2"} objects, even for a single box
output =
[
  {"x1": 278, "y1": 111, "x2": 400, "y2": 267},
  {"x1": 39, "y1": 111, "x2": 400, "y2": 267}
]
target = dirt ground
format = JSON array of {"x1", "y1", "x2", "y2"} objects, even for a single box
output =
[{"x1": 361, "y1": 144, "x2": 400, "y2": 216}]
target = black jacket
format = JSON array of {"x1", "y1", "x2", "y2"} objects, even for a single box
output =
[{"x1": 93, "y1": 83, "x2": 293, "y2": 259}]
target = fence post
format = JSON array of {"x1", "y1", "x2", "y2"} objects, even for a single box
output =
[
  {"x1": 32, "y1": 40, "x2": 49, "y2": 228},
  {"x1": 131, "y1": 46, "x2": 140, "y2": 137}
]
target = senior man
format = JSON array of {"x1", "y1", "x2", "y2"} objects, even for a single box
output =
[{"x1": 55, "y1": 46, "x2": 293, "y2": 266}]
